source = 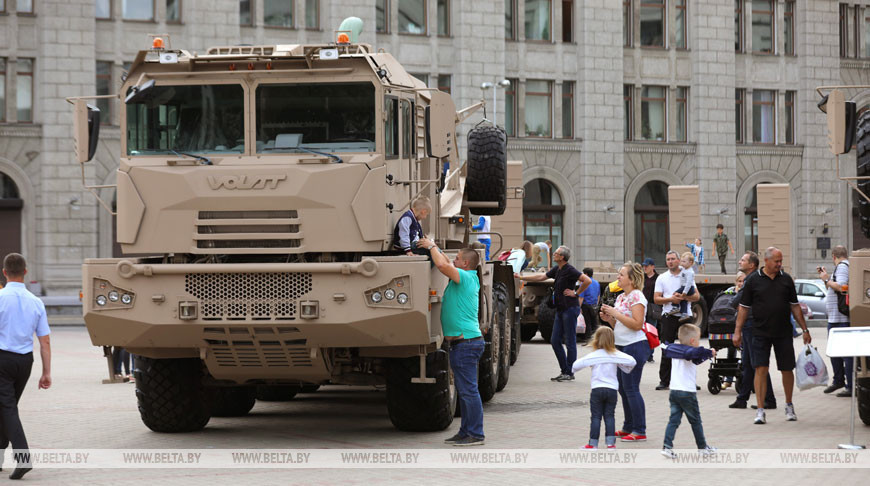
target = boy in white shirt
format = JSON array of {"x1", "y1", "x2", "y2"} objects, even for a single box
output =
[{"x1": 660, "y1": 324, "x2": 716, "y2": 458}]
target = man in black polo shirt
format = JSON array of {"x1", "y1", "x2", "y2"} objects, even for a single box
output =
[{"x1": 734, "y1": 247, "x2": 811, "y2": 425}]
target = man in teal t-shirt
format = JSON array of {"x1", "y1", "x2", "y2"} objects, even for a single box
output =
[{"x1": 417, "y1": 237, "x2": 485, "y2": 446}]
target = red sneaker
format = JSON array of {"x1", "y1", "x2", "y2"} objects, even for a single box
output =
[
  {"x1": 583, "y1": 444, "x2": 596, "y2": 449},
  {"x1": 607, "y1": 445, "x2": 616, "y2": 449},
  {"x1": 615, "y1": 430, "x2": 631, "y2": 438},
  {"x1": 620, "y1": 434, "x2": 647, "y2": 442}
]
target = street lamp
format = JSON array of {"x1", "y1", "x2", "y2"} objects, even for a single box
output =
[{"x1": 480, "y1": 79, "x2": 511, "y2": 128}]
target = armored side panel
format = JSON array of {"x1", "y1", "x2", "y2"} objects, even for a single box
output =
[
  {"x1": 668, "y1": 185, "x2": 701, "y2": 257},
  {"x1": 490, "y1": 160, "x2": 524, "y2": 254}
]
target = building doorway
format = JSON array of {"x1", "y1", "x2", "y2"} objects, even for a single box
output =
[
  {"x1": 744, "y1": 185, "x2": 759, "y2": 254},
  {"x1": 634, "y1": 180, "x2": 669, "y2": 265},
  {"x1": 523, "y1": 178, "x2": 564, "y2": 249},
  {"x1": 0, "y1": 172, "x2": 23, "y2": 286}
]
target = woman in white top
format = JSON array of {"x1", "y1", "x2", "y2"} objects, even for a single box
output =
[{"x1": 599, "y1": 262, "x2": 651, "y2": 442}]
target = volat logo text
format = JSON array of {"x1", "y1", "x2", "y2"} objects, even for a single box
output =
[{"x1": 207, "y1": 174, "x2": 286, "y2": 190}]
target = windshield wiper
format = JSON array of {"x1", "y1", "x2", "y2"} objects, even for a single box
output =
[{"x1": 170, "y1": 149, "x2": 212, "y2": 166}]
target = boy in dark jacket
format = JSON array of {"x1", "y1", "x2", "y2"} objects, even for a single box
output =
[{"x1": 660, "y1": 324, "x2": 716, "y2": 458}]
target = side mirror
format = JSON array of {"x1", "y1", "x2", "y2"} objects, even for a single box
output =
[
  {"x1": 814, "y1": 291, "x2": 825, "y2": 298},
  {"x1": 425, "y1": 90, "x2": 457, "y2": 159},
  {"x1": 819, "y1": 89, "x2": 857, "y2": 155},
  {"x1": 73, "y1": 99, "x2": 101, "y2": 163}
]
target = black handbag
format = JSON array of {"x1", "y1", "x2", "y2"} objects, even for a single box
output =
[{"x1": 833, "y1": 262, "x2": 850, "y2": 317}]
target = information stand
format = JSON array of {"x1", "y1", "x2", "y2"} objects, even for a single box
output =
[{"x1": 826, "y1": 327, "x2": 870, "y2": 450}]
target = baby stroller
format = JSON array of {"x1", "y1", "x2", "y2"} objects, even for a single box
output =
[{"x1": 706, "y1": 291, "x2": 742, "y2": 394}]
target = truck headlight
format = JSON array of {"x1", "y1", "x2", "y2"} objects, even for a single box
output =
[
  {"x1": 384, "y1": 288, "x2": 396, "y2": 300},
  {"x1": 397, "y1": 293, "x2": 409, "y2": 305},
  {"x1": 96, "y1": 295, "x2": 107, "y2": 306},
  {"x1": 108, "y1": 291, "x2": 119, "y2": 302},
  {"x1": 121, "y1": 294, "x2": 133, "y2": 305},
  {"x1": 371, "y1": 291, "x2": 383, "y2": 303}
]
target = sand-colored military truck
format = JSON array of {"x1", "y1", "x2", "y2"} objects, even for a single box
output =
[
  {"x1": 68, "y1": 19, "x2": 518, "y2": 433},
  {"x1": 817, "y1": 86, "x2": 870, "y2": 425}
]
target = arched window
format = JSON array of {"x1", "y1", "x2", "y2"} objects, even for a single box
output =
[
  {"x1": 523, "y1": 179, "x2": 564, "y2": 249},
  {"x1": 634, "y1": 180, "x2": 669, "y2": 265},
  {"x1": 744, "y1": 186, "x2": 759, "y2": 254},
  {"x1": 0, "y1": 172, "x2": 23, "y2": 286}
]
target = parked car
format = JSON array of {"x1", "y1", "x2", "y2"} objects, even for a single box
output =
[{"x1": 794, "y1": 279, "x2": 827, "y2": 320}]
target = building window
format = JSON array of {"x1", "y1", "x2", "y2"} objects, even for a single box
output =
[
  {"x1": 562, "y1": 0, "x2": 573, "y2": 42},
  {"x1": 752, "y1": 89, "x2": 775, "y2": 143},
  {"x1": 96, "y1": 0, "x2": 110, "y2": 19},
  {"x1": 523, "y1": 179, "x2": 564, "y2": 250},
  {"x1": 0, "y1": 59, "x2": 5, "y2": 122},
  {"x1": 398, "y1": 0, "x2": 426, "y2": 35},
  {"x1": 264, "y1": 0, "x2": 294, "y2": 27},
  {"x1": 17, "y1": 0, "x2": 32, "y2": 13},
  {"x1": 744, "y1": 186, "x2": 759, "y2": 254},
  {"x1": 640, "y1": 0, "x2": 665, "y2": 47},
  {"x1": 840, "y1": 3, "x2": 849, "y2": 58},
  {"x1": 525, "y1": 80, "x2": 552, "y2": 137},
  {"x1": 675, "y1": 86, "x2": 687, "y2": 142},
  {"x1": 505, "y1": 0, "x2": 516, "y2": 39},
  {"x1": 675, "y1": 0, "x2": 687, "y2": 49},
  {"x1": 752, "y1": 0, "x2": 774, "y2": 54},
  {"x1": 437, "y1": 0, "x2": 449, "y2": 36},
  {"x1": 735, "y1": 0, "x2": 743, "y2": 52},
  {"x1": 634, "y1": 180, "x2": 670, "y2": 265},
  {"x1": 122, "y1": 0, "x2": 153, "y2": 20},
  {"x1": 784, "y1": 0, "x2": 794, "y2": 55},
  {"x1": 624, "y1": 84, "x2": 634, "y2": 141},
  {"x1": 16, "y1": 58, "x2": 33, "y2": 123},
  {"x1": 96, "y1": 61, "x2": 112, "y2": 125},
  {"x1": 437, "y1": 74, "x2": 451, "y2": 94},
  {"x1": 377, "y1": 0, "x2": 389, "y2": 33},
  {"x1": 410, "y1": 73, "x2": 429, "y2": 86},
  {"x1": 641, "y1": 85, "x2": 666, "y2": 141},
  {"x1": 525, "y1": 0, "x2": 551, "y2": 41},
  {"x1": 785, "y1": 91, "x2": 795, "y2": 145},
  {"x1": 864, "y1": 8, "x2": 870, "y2": 58},
  {"x1": 735, "y1": 88, "x2": 745, "y2": 143},
  {"x1": 505, "y1": 78, "x2": 517, "y2": 137},
  {"x1": 240, "y1": 0, "x2": 252, "y2": 25},
  {"x1": 166, "y1": 0, "x2": 180, "y2": 22},
  {"x1": 561, "y1": 81, "x2": 573, "y2": 138},
  {"x1": 305, "y1": 0, "x2": 319, "y2": 29},
  {"x1": 624, "y1": 0, "x2": 632, "y2": 47}
]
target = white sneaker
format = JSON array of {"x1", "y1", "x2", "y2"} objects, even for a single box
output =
[
  {"x1": 700, "y1": 445, "x2": 717, "y2": 456},
  {"x1": 785, "y1": 403, "x2": 797, "y2": 421},
  {"x1": 754, "y1": 409, "x2": 766, "y2": 424},
  {"x1": 661, "y1": 448, "x2": 677, "y2": 459}
]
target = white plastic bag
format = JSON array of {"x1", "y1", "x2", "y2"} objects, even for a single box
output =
[
  {"x1": 576, "y1": 311, "x2": 586, "y2": 334},
  {"x1": 795, "y1": 344, "x2": 829, "y2": 391}
]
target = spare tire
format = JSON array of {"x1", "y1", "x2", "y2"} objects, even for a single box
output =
[
  {"x1": 856, "y1": 110, "x2": 870, "y2": 238},
  {"x1": 465, "y1": 125, "x2": 507, "y2": 216}
]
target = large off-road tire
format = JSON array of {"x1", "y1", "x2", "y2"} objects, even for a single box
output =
[
  {"x1": 691, "y1": 297, "x2": 709, "y2": 336},
  {"x1": 855, "y1": 110, "x2": 870, "y2": 236},
  {"x1": 386, "y1": 348, "x2": 456, "y2": 431},
  {"x1": 133, "y1": 356, "x2": 210, "y2": 433},
  {"x1": 495, "y1": 283, "x2": 511, "y2": 392},
  {"x1": 465, "y1": 125, "x2": 507, "y2": 216},
  {"x1": 208, "y1": 386, "x2": 257, "y2": 417},
  {"x1": 478, "y1": 293, "x2": 500, "y2": 402},
  {"x1": 520, "y1": 324, "x2": 538, "y2": 342},
  {"x1": 536, "y1": 297, "x2": 556, "y2": 343},
  {"x1": 858, "y1": 376, "x2": 870, "y2": 426},
  {"x1": 255, "y1": 385, "x2": 300, "y2": 402},
  {"x1": 510, "y1": 307, "x2": 521, "y2": 365}
]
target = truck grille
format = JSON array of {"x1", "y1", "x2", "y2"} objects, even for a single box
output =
[
  {"x1": 185, "y1": 272, "x2": 313, "y2": 321},
  {"x1": 203, "y1": 326, "x2": 311, "y2": 368},
  {"x1": 194, "y1": 210, "x2": 303, "y2": 253}
]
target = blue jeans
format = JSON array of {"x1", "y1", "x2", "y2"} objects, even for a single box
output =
[
  {"x1": 589, "y1": 387, "x2": 618, "y2": 447},
  {"x1": 478, "y1": 238, "x2": 491, "y2": 261},
  {"x1": 449, "y1": 339, "x2": 485, "y2": 439},
  {"x1": 663, "y1": 390, "x2": 707, "y2": 449},
  {"x1": 828, "y1": 322, "x2": 854, "y2": 391},
  {"x1": 552, "y1": 306, "x2": 581, "y2": 375},
  {"x1": 736, "y1": 324, "x2": 776, "y2": 404},
  {"x1": 616, "y1": 340, "x2": 651, "y2": 435}
]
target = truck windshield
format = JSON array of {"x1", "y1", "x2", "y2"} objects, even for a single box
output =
[
  {"x1": 256, "y1": 82, "x2": 375, "y2": 153},
  {"x1": 126, "y1": 84, "x2": 244, "y2": 155}
]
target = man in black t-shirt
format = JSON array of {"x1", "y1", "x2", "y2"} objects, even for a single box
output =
[
  {"x1": 734, "y1": 247, "x2": 811, "y2": 425},
  {"x1": 517, "y1": 246, "x2": 591, "y2": 382}
]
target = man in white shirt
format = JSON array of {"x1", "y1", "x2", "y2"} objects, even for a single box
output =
[{"x1": 654, "y1": 250, "x2": 700, "y2": 391}]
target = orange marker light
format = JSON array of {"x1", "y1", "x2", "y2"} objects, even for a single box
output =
[
  {"x1": 337, "y1": 33, "x2": 350, "y2": 44},
  {"x1": 247, "y1": 63, "x2": 255, "y2": 70},
  {"x1": 228, "y1": 63, "x2": 236, "y2": 71},
  {"x1": 152, "y1": 37, "x2": 165, "y2": 49}
]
